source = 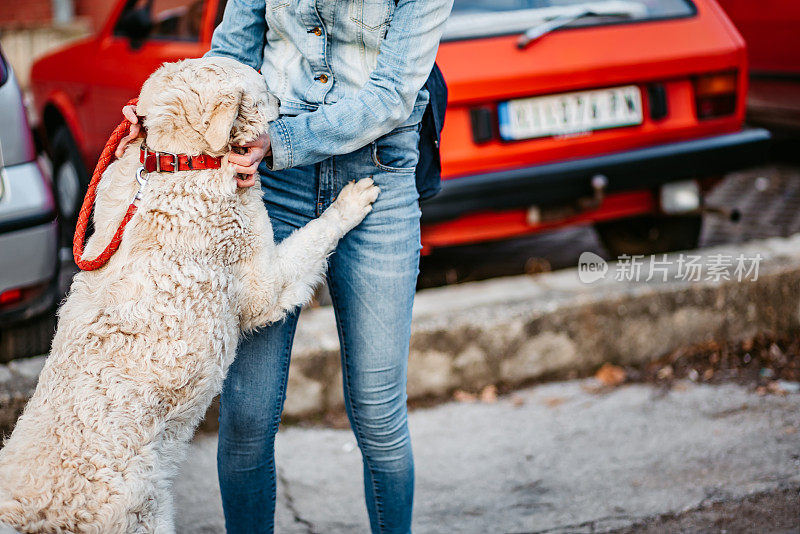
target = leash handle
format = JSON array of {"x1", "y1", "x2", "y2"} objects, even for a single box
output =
[{"x1": 72, "y1": 98, "x2": 139, "y2": 271}]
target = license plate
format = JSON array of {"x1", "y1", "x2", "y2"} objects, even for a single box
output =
[{"x1": 497, "y1": 85, "x2": 643, "y2": 141}]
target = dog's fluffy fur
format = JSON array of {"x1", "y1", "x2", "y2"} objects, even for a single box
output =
[{"x1": 0, "y1": 57, "x2": 378, "y2": 533}]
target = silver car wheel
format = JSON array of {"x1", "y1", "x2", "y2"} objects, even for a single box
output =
[{"x1": 56, "y1": 160, "x2": 80, "y2": 219}]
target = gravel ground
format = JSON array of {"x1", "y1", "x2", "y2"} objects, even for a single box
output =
[
  {"x1": 611, "y1": 488, "x2": 800, "y2": 534},
  {"x1": 631, "y1": 333, "x2": 800, "y2": 392}
]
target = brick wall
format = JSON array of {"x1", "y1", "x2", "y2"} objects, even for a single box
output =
[
  {"x1": 74, "y1": 0, "x2": 115, "y2": 32},
  {"x1": 0, "y1": 0, "x2": 53, "y2": 28},
  {"x1": 0, "y1": 0, "x2": 96, "y2": 92},
  {"x1": 0, "y1": 24, "x2": 90, "y2": 90},
  {"x1": 0, "y1": 0, "x2": 111, "y2": 32}
]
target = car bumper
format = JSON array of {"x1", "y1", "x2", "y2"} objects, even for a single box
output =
[
  {"x1": 0, "y1": 160, "x2": 59, "y2": 326},
  {"x1": 421, "y1": 129, "x2": 771, "y2": 224}
]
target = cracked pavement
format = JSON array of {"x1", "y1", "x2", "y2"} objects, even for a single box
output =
[{"x1": 173, "y1": 380, "x2": 800, "y2": 533}]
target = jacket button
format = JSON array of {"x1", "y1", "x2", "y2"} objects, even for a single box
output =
[
  {"x1": 312, "y1": 26, "x2": 322, "y2": 36},
  {"x1": 318, "y1": 73, "x2": 329, "y2": 84}
]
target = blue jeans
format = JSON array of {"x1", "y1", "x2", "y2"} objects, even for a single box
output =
[{"x1": 217, "y1": 123, "x2": 422, "y2": 534}]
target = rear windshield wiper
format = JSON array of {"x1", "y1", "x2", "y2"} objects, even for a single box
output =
[{"x1": 517, "y1": 1, "x2": 647, "y2": 49}]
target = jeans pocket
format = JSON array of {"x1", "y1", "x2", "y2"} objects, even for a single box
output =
[{"x1": 371, "y1": 123, "x2": 421, "y2": 174}]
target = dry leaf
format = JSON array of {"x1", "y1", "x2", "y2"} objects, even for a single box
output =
[
  {"x1": 543, "y1": 396, "x2": 565, "y2": 408},
  {"x1": 453, "y1": 390, "x2": 477, "y2": 403},
  {"x1": 766, "y1": 381, "x2": 788, "y2": 396},
  {"x1": 479, "y1": 385, "x2": 498, "y2": 403},
  {"x1": 656, "y1": 365, "x2": 674, "y2": 380},
  {"x1": 594, "y1": 363, "x2": 626, "y2": 387}
]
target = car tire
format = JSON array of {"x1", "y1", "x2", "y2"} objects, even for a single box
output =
[
  {"x1": 0, "y1": 312, "x2": 56, "y2": 363},
  {"x1": 51, "y1": 126, "x2": 88, "y2": 230},
  {"x1": 594, "y1": 214, "x2": 702, "y2": 257}
]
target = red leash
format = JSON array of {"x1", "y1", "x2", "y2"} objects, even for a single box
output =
[{"x1": 72, "y1": 98, "x2": 140, "y2": 271}]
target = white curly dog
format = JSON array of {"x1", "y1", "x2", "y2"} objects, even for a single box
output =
[{"x1": 0, "y1": 57, "x2": 378, "y2": 533}]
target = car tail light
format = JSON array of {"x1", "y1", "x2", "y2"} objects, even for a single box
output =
[
  {"x1": 0, "y1": 288, "x2": 23, "y2": 306},
  {"x1": 694, "y1": 72, "x2": 737, "y2": 120},
  {"x1": 0, "y1": 282, "x2": 47, "y2": 309}
]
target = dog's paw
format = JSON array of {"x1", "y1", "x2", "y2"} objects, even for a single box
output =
[{"x1": 330, "y1": 178, "x2": 380, "y2": 233}]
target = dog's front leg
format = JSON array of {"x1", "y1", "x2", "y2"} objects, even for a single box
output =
[{"x1": 240, "y1": 178, "x2": 379, "y2": 330}]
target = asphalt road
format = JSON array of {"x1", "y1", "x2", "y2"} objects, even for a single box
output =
[{"x1": 173, "y1": 380, "x2": 800, "y2": 533}]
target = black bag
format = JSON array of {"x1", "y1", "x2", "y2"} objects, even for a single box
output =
[
  {"x1": 393, "y1": 0, "x2": 447, "y2": 200},
  {"x1": 416, "y1": 63, "x2": 447, "y2": 200}
]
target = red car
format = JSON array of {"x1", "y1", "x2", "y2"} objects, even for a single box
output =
[
  {"x1": 717, "y1": 0, "x2": 800, "y2": 133},
  {"x1": 31, "y1": 0, "x2": 769, "y2": 256}
]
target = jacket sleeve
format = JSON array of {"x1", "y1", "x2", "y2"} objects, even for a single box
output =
[
  {"x1": 266, "y1": 0, "x2": 454, "y2": 171},
  {"x1": 204, "y1": 0, "x2": 266, "y2": 71}
]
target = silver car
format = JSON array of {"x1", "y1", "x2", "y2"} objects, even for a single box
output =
[{"x1": 0, "y1": 46, "x2": 59, "y2": 360}]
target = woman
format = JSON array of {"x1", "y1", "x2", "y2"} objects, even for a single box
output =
[{"x1": 120, "y1": 0, "x2": 453, "y2": 532}]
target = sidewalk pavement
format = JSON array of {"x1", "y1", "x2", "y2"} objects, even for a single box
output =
[{"x1": 174, "y1": 379, "x2": 800, "y2": 533}]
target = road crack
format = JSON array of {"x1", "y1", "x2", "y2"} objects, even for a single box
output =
[
  {"x1": 512, "y1": 514, "x2": 636, "y2": 534},
  {"x1": 277, "y1": 467, "x2": 316, "y2": 534}
]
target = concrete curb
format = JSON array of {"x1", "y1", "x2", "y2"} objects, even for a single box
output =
[
  {"x1": 283, "y1": 233, "x2": 800, "y2": 419},
  {"x1": 1, "y1": 234, "x2": 799, "y2": 433}
]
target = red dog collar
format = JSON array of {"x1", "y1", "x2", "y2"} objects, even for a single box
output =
[{"x1": 140, "y1": 144, "x2": 223, "y2": 173}]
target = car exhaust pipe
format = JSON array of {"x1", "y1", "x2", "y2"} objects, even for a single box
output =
[{"x1": 701, "y1": 204, "x2": 741, "y2": 222}]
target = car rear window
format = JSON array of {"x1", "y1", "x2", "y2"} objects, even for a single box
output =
[
  {"x1": 114, "y1": 0, "x2": 206, "y2": 42},
  {"x1": 444, "y1": 0, "x2": 696, "y2": 41}
]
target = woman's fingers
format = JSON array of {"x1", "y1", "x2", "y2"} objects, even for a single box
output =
[
  {"x1": 114, "y1": 105, "x2": 143, "y2": 158},
  {"x1": 228, "y1": 149, "x2": 263, "y2": 167},
  {"x1": 126, "y1": 123, "x2": 141, "y2": 141},
  {"x1": 122, "y1": 105, "x2": 138, "y2": 124},
  {"x1": 236, "y1": 174, "x2": 257, "y2": 188},
  {"x1": 239, "y1": 132, "x2": 270, "y2": 148},
  {"x1": 239, "y1": 137, "x2": 263, "y2": 148},
  {"x1": 227, "y1": 134, "x2": 270, "y2": 187},
  {"x1": 231, "y1": 162, "x2": 260, "y2": 175},
  {"x1": 227, "y1": 152, "x2": 248, "y2": 166},
  {"x1": 115, "y1": 123, "x2": 141, "y2": 158}
]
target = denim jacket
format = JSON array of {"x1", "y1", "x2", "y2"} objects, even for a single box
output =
[{"x1": 207, "y1": 0, "x2": 454, "y2": 171}]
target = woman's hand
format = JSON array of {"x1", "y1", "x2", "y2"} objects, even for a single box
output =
[
  {"x1": 115, "y1": 105, "x2": 143, "y2": 158},
  {"x1": 114, "y1": 104, "x2": 270, "y2": 188},
  {"x1": 229, "y1": 132, "x2": 271, "y2": 188}
]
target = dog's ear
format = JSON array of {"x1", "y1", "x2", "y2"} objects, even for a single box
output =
[{"x1": 202, "y1": 91, "x2": 241, "y2": 153}]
